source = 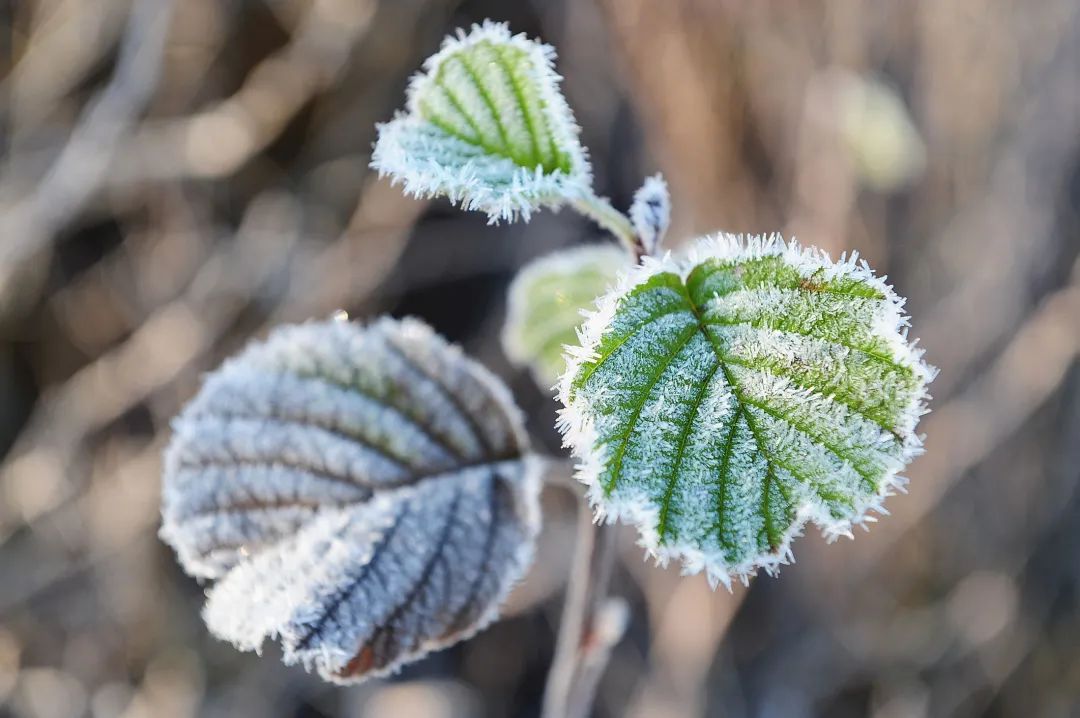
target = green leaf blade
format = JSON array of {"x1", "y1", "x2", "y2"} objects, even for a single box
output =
[
  {"x1": 558, "y1": 234, "x2": 935, "y2": 588},
  {"x1": 502, "y1": 245, "x2": 628, "y2": 388},
  {"x1": 372, "y1": 22, "x2": 589, "y2": 223}
]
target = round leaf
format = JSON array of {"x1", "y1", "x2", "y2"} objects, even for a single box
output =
[
  {"x1": 370, "y1": 21, "x2": 590, "y2": 222},
  {"x1": 502, "y1": 244, "x2": 628, "y2": 388},
  {"x1": 160, "y1": 317, "x2": 541, "y2": 681},
  {"x1": 557, "y1": 235, "x2": 935, "y2": 589}
]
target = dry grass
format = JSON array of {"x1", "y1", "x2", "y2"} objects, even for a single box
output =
[{"x1": 0, "y1": 1, "x2": 1077, "y2": 716}]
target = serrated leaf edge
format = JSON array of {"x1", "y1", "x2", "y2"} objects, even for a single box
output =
[
  {"x1": 371, "y1": 21, "x2": 592, "y2": 223},
  {"x1": 556, "y1": 233, "x2": 937, "y2": 589},
  {"x1": 203, "y1": 455, "x2": 544, "y2": 684},
  {"x1": 162, "y1": 315, "x2": 544, "y2": 680}
]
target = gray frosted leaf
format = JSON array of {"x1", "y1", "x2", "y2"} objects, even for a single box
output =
[{"x1": 160, "y1": 317, "x2": 541, "y2": 682}]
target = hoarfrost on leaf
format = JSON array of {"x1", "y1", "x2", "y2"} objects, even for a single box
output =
[
  {"x1": 557, "y1": 234, "x2": 935, "y2": 589},
  {"x1": 628, "y1": 174, "x2": 671, "y2": 255},
  {"x1": 502, "y1": 244, "x2": 629, "y2": 388},
  {"x1": 160, "y1": 317, "x2": 541, "y2": 682},
  {"x1": 370, "y1": 21, "x2": 591, "y2": 223}
]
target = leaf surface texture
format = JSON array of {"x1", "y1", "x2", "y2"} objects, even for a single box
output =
[
  {"x1": 371, "y1": 22, "x2": 589, "y2": 222},
  {"x1": 161, "y1": 317, "x2": 540, "y2": 681},
  {"x1": 558, "y1": 235, "x2": 934, "y2": 588}
]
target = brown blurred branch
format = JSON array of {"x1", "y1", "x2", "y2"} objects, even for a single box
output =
[
  {"x1": 0, "y1": 191, "x2": 302, "y2": 536},
  {"x1": 0, "y1": 0, "x2": 176, "y2": 283},
  {"x1": 543, "y1": 512, "x2": 624, "y2": 718},
  {"x1": 112, "y1": 0, "x2": 377, "y2": 184},
  {"x1": 862, "y1": 277, "x2": 1080, "y2": 569}
]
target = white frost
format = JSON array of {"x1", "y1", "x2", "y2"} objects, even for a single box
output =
[
  {"x1": 629, "y1": 174, "x2": 671, "y2": 254},
  {"x1": 557, "y1": 233, "x2": 936, "y2": 589},
  {"x1": 160, "y1": 316, "x2": 541, "y2": 682},
  {"x1": 370, "y1": 21, "x2": 591, "y2": 223}
]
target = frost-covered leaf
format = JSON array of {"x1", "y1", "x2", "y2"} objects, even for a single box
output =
[
  {"x1": 160, "y1": 317, "x2": 540, "y2": 682},
  {"x1": 502, "y1": 244, "x2": 628, "y2": 388},
  {"x1": 370, "y1": 21, "x2": 590, "y2": 223},
  {"x1": 629, "y1": 174, "x2": 671, "y2": 255},
  {"x1": 557, "y1": 235, "x2": 935, "y2": 589}
]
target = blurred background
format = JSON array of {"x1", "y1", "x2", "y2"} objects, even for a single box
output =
[{"x1": 0, "y1": 0, "x2": 1078, "y2": 716}]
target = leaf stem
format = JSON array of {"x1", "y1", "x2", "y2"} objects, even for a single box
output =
[
  {"x1": 541, "y1": 508, "x2": 624, "y2": 718},
  {"x1": 570, "y1": 190, "x2": 644, "y2": 260}
]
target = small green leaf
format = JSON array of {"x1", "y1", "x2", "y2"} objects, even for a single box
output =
[
  {"x1": 557, "y1": 234, "x2": 935, "y2": 588},
  {"x1": 502, "y1": 245, "x2": 629, "y2": 388},
  {"x1": 371, "y1": 21, "x2": 590, "y2": 223}
]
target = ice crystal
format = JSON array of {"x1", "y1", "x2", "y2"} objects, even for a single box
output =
[
  {"x1": 557, "y1": 234, "x2": 935, "y2": 589},
  {"x1": 160, "y1": 317, "x2": 541, "y2": 682},
  {"x1": 502, "y1": 244, "x2": 629, "y2": 388},
  {"x1": 370, "y1": 21, "x2": 590, "y2": 223},
  {"x1": 628, "y1": 174, "x2": 671, "y2": 255}
]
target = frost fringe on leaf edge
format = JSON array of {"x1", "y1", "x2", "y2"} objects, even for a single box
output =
[
  {"x1": 204, "y1": 458, "x2": 545, "y2": 684},
  {"x1": 370, "y1": 21, "x2": 591, "y2": 223},
  {"x1": 555, "y1": 233, "x2": 937, "y2": 589},
  {"x1": 162, "y1": 315, "x2": 544, "y2": 682}
]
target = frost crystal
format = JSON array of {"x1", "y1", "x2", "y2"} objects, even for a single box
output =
[
  {"x1": 628, "y1": 174, "x2": 671, "y2": 255},
  {"x1": 160, "y1": 317, "x2": 541, "y2": 682},
  {"x1": 557, "y1": 234, "x2": 935, "y2": 589},
  {"x1": 370, "y1": 21, "x2": 591, "y2": 223},
  {"x1": 502, "y1": 244, "x2": 629, "y2": 388}
]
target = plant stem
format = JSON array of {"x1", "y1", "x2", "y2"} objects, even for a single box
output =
[
  {"x1": 570, "y1": 190, "x2": 643, "y2": 260},
  {"x1": 543, "y1": 192, "x2": 640, "y2": 717},
  {"x1": 541, "y1": 506, "x2": 623, "y2": 718}
]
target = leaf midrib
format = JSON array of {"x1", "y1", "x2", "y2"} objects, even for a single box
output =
[
  {"x1": 423, "y1": 45, "x2": 567, "y2": 174},
  {"x1": 591, "y1": 270, "x2": 890, "y2": 546},
  {"x1": 685, "y1": 283, "x2": 866, "y2": 512},
  {"x1": 452, "y1": 54, "x2": 513, "y2": 162}
]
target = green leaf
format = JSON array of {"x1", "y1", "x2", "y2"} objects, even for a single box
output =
[
  {"x1": 502, "y1": 245, "x2": 629, "y2": 388},
  {"x1": 557, "y1": 235, "x2": 935, "y2": 588},
  {"x1": 371, "y1": 21, "x2": 590, "y2": 223}
]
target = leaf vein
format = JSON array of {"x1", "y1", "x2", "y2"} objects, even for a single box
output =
[
  {"x1": 453, "y1": 54, "x2": 513, "y2": 162},
  {"x1": 712, "y1": 347, "x2": 902, "y2": 439},
  {"x1": 379, "y1": 335, "x2": 499, "y2": 457},
  {"x1": 573, "y1": 303, "x2": 695, "y2": 392},
  {"x1": 704, "y1": 315, "x2": 908, "y2": 374},
  {"x1": 491, "y1": 45, "x2": 542, "y2": 167},
  {"x1": 656, "y1": 359, "x2": 722, "y2": 540},
  {"x1": 602, "y1": 323, "x2": 699, "y2": 495},
  {"x1": 293, "y1": 503, "x2": 405, "y2": 651}
]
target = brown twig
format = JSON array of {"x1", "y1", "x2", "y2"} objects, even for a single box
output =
[
  {"x1": 542, "y1": 508, "x2": 623, "y2": 718},
  {"x1": 0, "y1": 0, "x2": 176, "y2": 281}
]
